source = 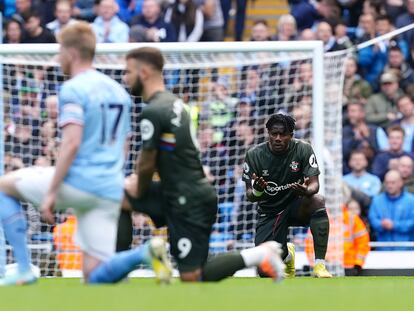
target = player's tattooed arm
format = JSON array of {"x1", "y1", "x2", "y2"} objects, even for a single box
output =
[
  {"x1": 246, "y1": 173, "x2": 267, "y2": 202},
  {"x1": 291, "y1": 175, "x2": 319, "y2": 197},
  {"x1": 136, "y1": 149, "x2": 157, "y2": 198}
]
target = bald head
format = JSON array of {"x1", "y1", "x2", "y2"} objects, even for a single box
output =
[
  {"x1": 398, "y1": 156, "x2": 414, "y2": 179},
  {"x1": 316, "y1": 22, "x2": 332, "y2": 43},
  {"x1": 384, "y1": 170, "x2": 404, "y2": 196},
  {"x1": 300, "y1": 28, "x2": 316, "y2": 40}
]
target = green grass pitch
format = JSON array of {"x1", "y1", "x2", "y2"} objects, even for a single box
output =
[{"x1": 1, "y1": 277, "x2": 413, "y2": 311}]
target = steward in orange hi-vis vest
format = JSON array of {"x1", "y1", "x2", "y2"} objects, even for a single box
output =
[
  {"x1": 53, "y1": 215, "x2": 82, "y2": 271},
  {"x1": 305, "y1": 206, "x2": 370, "y2": 274}
]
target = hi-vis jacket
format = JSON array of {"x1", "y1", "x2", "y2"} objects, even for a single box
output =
[{"x1": 305, "y1": 206, "x2": 370, "y2": 268}]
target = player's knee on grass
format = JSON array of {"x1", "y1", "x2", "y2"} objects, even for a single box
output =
[
  {"x1": 257, "y1": 267, "x2": 271, "y2": 278},
  {"x1": 180, "y1": 269, "x2": 202, "y2": 282}
]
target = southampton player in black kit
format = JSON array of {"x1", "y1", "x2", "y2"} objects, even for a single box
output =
[
  {"x1": 118, "y1": 47, "x2": 285, "y2": 283},
  {"x1": 243, "y1": 114, "x2": 332, "y2": 278}
]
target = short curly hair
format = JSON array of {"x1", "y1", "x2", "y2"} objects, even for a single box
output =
[{"x1": 265, "y1": 113, "x2": 296, "y2": 134}]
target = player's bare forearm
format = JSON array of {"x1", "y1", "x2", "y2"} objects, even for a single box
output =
[
  {"x1": 48, "y1": 124, "x2": 82, "y2": 193},
  {"x1": 305, "y1": 175, "x2": 319, "y2": 197},
  {"x1": 136, "y1": 149, "x2": 157, "y2": 198}
]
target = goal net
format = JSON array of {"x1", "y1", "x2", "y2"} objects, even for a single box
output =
[{"x1": 0, "y1": 42, "x2": 346, "y2": 277}]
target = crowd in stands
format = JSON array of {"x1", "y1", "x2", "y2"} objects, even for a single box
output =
[{"x1": 3, "y1": 0, "x2": 414, "y2": 273}]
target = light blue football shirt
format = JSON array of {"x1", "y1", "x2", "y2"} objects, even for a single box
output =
[
  {"x1": 343, "y1": 172, "x2": 382, "y2": 198},
  {"x1": 58, "y1": 69, "x2": 131, "y2": 202}
]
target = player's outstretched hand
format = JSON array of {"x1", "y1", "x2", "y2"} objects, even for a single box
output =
[
  {"x1": 252, "y1": 173, "x2": 267, "y2": 192},
  {"x1": 291, "y1": 181, "x2": 309, "y2": 196},
  {"x1": 41, "y1": 192, "x2": 56, "y2": 224}
]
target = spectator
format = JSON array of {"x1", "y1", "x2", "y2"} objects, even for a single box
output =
[
  {"x1": 343, "y1": 150, "x2": 382, "y2": 198},
  {"x1": 284, "y1": 61, "x2": 313, "y2": 108},
  {"x1": 53, "y1": 214, "x2": 82, "y2": 271},
  {"x1": 342, "y1": 101, "x2": 388, "y2": 173},
  {"x1": 3, "y1": 19, "x2": 23, "y2": 44},
  {"x1": 358, "y1": 14, "x2": 409, "y2": 88},
  {"x1": 18, "y1": 81, "x2": 42, "y2": 122},
  {"x1": 288, "y1": 0, "x2": 329, "y2": 31},
  {"x1": 21, "y1": 10, "x2": 56, "y2": 43},
  {"x1": 369, "y1": 170, "x2": 414, "y2": 250},
  {"x1": 164, "y1": 0, "x2": 204, "y2": 42},
  {"x1": 92, "y1": 0, "x2": 129, "y2": 43},
  {"x1": 1, "y1": 0, "x2": 17, "y2": 18},
  {"x1": 237, "y1": 67, "x2": 261, "y2": 116},
  {"x1": 397, "y1": 155, "x2": 414, "y2": 194},
  {"x1": 383, "y1": 45, "x2": 414, "y2": 92},
  {"x1": 204, "y1": 76, "x2": 237, "y2": 143},
  {"x1": 365, "y1": 71, "x2": 404, "y2": 128},
  {"x1": 234, "y1": 0, "x2": 247, "y2": 41},
  {"x1": 232, "y1": 97, "x2": 253, "y2": 123},
  {"x1": 337, "y1": 0, "x2": 363, "y2": 27},
  {"x1": 10, "y1": 118, "x2": 42, "y2": 166},
  {"x1": 392, "y1": 95, "x2": 414, "y2": 152},
  {"x1": 196, "y1": 0, "x2": 224, "y2": 41},
  {"x1": 197, "y1": 123, "x2": 226, "y2": 188},
  {"x1": 299, "y1": 28, "x2": 316, "y2": 40},
  {"x1": 292, "y1": 103, "x2": 311, "y2": 141},
  {"x1": 343, "y1": 57, "x2": 372, "y2": 110},
  {"x1": 316, "y1": 21, "x2": 346, "y2": 52},
  {"x1": 342, "y1": 203, "x2": 370, "y2": 276},
  {"x1": 384, "y1": 0, "x2": 405, "y2": 23},
  {"x1": 334, "y1": 20, "x2": 353, "y2": 49},
  {"x1": 130, "y1": 0, "x2": 176, "y2": 42},
  {"x1": 44, "y1": 95, "x2": 59, "y2": 120},
  {"x1": 250, "y1": 19, "x2": 272, "y2": 41},
  {"x1": 372, "y1": 125, "x2": 413, "y2": 180},
  {"x1": 375, "y1": 15, "x2": 409, "y2": 59},
  {"x1": 72, "y1": 0, "x2": 96, "y2": 22},
  {"x1": 304, "y1": 203, "x2": 370, "y2": 276},
  {"x1": 395, "y1": 0, "x2": 414, "y2": 48},
  {"x1": 40, "y1": 120, "x2": 57, "y2": 144},
  {"x1": 12, "y1": 0, "x2": 32, "y2": 24},
  {"x1": 46, "y1": 0, "x2": 77, "y2": 36},
  {"x1": 354, "y1": 13, "x2": 376, "y2": 44},
  {"x1": 362, "y1": 0, "x2": 384, "y2": 18},
  {"x1": 273, "y1": 14, "x2": 297, "y2": 41},
  {"x1": 115, "y1": 0, "x2": 144, "y2": 23}
]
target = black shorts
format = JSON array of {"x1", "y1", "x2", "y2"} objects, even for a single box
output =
[
  {"x1": 255, "y1": 197, "x2": 309, "y2": 250},
  {"x1": 128, "y1": 181, "x2": 218, "y2": 272}
]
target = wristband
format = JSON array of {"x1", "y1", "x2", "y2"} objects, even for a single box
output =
[
  {"x1": 252, "y1": 188, "x2": 264, "y2": 197},
  {"x1": 251, "y1": 179, "x2": 264, "y2": 197}
]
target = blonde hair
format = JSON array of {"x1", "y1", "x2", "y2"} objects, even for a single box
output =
[
  {"x1": 58, "y1": 21, "x2": 96, "y2": 61},
  {"x1": 277, "y1": 14, "x2": 297, "y2": 35}
]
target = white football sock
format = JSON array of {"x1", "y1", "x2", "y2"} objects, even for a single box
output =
[
  {"x1": 315, "y1": 259, "x2": 326, "y2": 265},
  {"x1": 240, "y1": 246, "x2": 267, "y2": 267}
]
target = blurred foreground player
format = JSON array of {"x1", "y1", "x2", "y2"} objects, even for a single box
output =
[
  {"x1": 243, "y1": 114, "x2": 332, "y2": 278},
  {"x1": 0, "y1": 22, "x2": 168, "y2": 285},
  {"x1": 120, "y1": 47, "x2": 285, "y2": 282}
]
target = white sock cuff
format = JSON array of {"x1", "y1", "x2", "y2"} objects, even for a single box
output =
[
  {"x1": 240, "y1": 246, "x2": 267, "y2": 267},
  {"x1": 315, "y1": 259, "x2": 326, "y2": 265}
]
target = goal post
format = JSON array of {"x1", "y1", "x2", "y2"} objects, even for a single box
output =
[{"x1": 0, "y1": 41, "x2": 346, "y2": 277}]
